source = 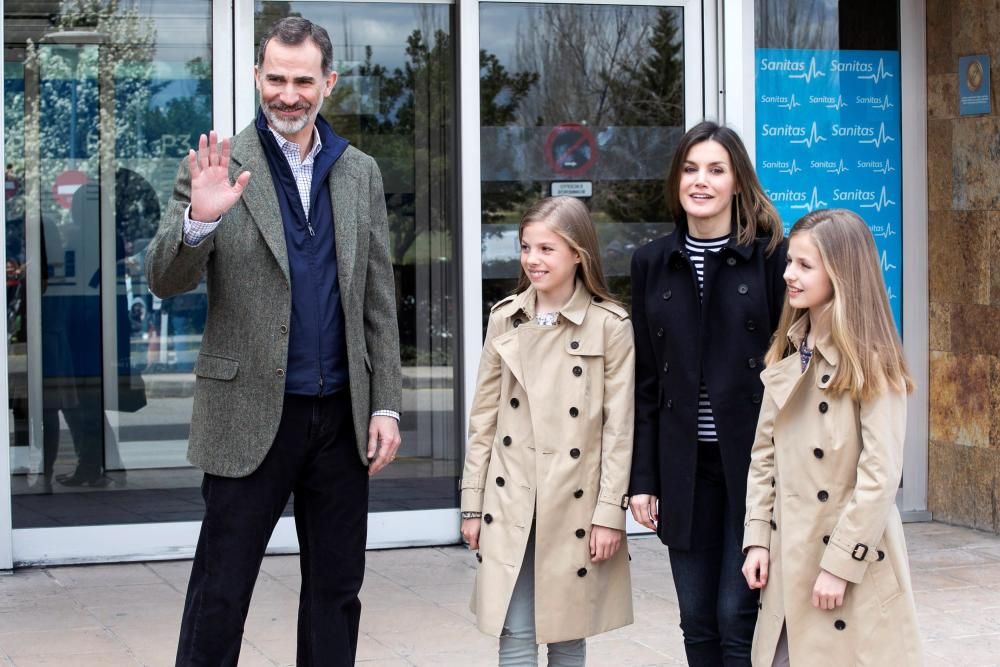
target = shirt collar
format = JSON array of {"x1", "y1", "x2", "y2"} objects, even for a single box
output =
[{"x1": 268, "y1": 125, "x2": 323, "y2": 165}]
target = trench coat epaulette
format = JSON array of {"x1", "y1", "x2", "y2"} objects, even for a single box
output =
[
  {"x1": 590, "y1": 297, "x2": 629, "y2": 321},
  {"x1": 490, "y1": 294, "x2": 517, "y2": 313}
]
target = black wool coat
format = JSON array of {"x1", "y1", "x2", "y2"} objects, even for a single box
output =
[{"x1": 629, "y1": 226, "x2": 787, "y2": 550}]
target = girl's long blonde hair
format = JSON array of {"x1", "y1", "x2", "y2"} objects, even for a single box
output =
[
  {"x1": 764, "y1": 208, "x2": 913, "y2": 400},
  {"x1": 515, "y1": 196, "x2": 620, "y2": 306}
]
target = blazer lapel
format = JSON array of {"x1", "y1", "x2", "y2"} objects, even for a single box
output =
[
  {"x1": 231, "y1": 131, "x2": 289, "y2": 284},
  {"x1": 330, "y1": 165, "x2": 357, "y2": 302}
]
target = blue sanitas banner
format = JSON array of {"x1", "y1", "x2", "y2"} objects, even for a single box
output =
[{"x1": 755, "y1": 48, "x2": 902, "y2": 328}]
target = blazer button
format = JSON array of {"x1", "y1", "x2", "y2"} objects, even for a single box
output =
[
  {"x1": 279, "y1": 325, "x2": 288, "y2": 334},
  {"x1": 770, "y1": 519, "x2": 777, "y2": 530},
  {"x1": 572, "y1": 366, "x2": 583, "y2": 377},
  {"x1": 577, "y1": 568, "x2": 588, "y2": 577},
  {"x1": 483, "y1": 513, "x2": 493, "y2": 524},
  {"x1": 574, "y1": 489, "x2": 584, "y2": 498},
  {"x1": 570, "y1": 448, "x2": 581, "y2": 459},
  {"x1": 571, "y1": 340, "x2": 580, "y2": 349},
  {"x1": 748, "y1": 358, "x2": 758, "y2": 369},
  {"x1": 276, "y1": 368, "x2": 285, "y2": 377},
  {"x1": 737, "y1": 284, "x2": 749, "y2": 295},
  {"x1": 663, "y1": 362, "x2": 669, "y2": 373},
  {"x1": 823, "y1": 535, "x2": 830, "y2": 544},
  {"x1": 834, "y1": 619, "x2": 846, "y2": 631},
  {"x1": 662, "y1": 290, "x2": 672, "y2": 300},
  {"x1": 817, "y1": 490, "x2": 829, "y2": 502},
  {"x1": 575, "y1": 528, "x2": 586, "y2": 538},
  {"x1": 569, "y1": 407, "x2": 579, "y2": 417},
  {"x1": 821, "y1": 374, "x2": 831, "y2": 383},
  {"x1": 502, "y1": 436, "x2": 512, "y2": 446},
  {"x1": 819, "y1": 401, "x2": 829, "y2": 413},
  {"x1": 656, "y1": 327, "x2": 664, "y2": 337},
  {"x1": 510, "y1": 398, "x2": 519, "y2": 408},
  {"x1": 745, "y1": 319, "x2": 756, "y2": 331},
  {"x1": 726, "y1": 256, "x2": 737, "y2": 266},
  {"x1": 813, "y1": 448, "x2": 824, "y2": 459},
  {"x1": 476, "y1": 552, "x2": 482, "y2": 562},
  {"x1": 496, "y1": 476, "x2": 505, "y2": 487}
]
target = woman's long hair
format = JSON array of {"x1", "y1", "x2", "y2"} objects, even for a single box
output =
[
  {"x1": 515, "y1": 196, "x2": 620, "y2": 306},
  {"x1": 665, "y1": 121, "x2": 784, "y2": 255},
  {"x1": 764, "y1": 208, "x2": 913, "y2": 400}
]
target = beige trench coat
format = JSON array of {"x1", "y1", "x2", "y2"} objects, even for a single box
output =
[
  {"x1": 743, "y1": 316, "x2": 922, "y2": 666},
  {"x1": 461, "y1": 283, "x2": 635, "y2": 644}
]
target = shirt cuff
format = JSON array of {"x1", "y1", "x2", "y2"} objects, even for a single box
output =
[
  {"x1": 183, "y1": 205, "x2": 222, "y2": 246},
  {"x1": 371, "y1": 410, "x2": 400, "y2": 421}
]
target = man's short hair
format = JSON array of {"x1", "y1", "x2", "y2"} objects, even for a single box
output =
[{"x1": 256, "y1": 17, "x2": 334, "y2": 76}]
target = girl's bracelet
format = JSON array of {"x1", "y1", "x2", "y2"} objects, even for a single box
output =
[{"x1": 461, "y1": 511, "x2": 482, "y2": 519}]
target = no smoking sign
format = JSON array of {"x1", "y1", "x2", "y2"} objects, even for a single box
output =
[{"x1": 544, "y1": 124, "x2": 598, "y2": 178}]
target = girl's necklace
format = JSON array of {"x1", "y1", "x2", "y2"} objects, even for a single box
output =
[{"x1": 799, "y1": 337, "x2": 813, "y2": 373}]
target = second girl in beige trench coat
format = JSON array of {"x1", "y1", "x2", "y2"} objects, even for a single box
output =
[{"x1": 460, "y1": 282, "x2": 635, "y2": 644}]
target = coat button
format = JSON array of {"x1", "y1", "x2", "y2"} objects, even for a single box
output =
[
  {"x1": 476, "y1": 552, "x2": 482, "y2": 562},
  {"x1": 496, "y1": 477, "x2": 505, "y2": 487},
  {"x1": 662, "y1": 290, "x2": 672, "y2": 300},
  {"x1": 573, "y1": 366, "x2": 583, "y2": 377},
  {"x1": 577, "y1": 568, "x2": 588, "y2": 577},
  {"x1": 748, "y1": 358, "x2": 758, "y2": 369},
  {"x1": 751, "y1": 394, "x2": 761, "y2": 404},
  {"x1": 502, "y1": 436, "x2": 512, "y2": 446},
  {"x1": 834, "y1": 619, "x2": 846, "y2": 631},
  {"x1": 745, "y1": 319, "x2": 756, "y2": 331},
  {"x1": 575, "y1": 528, "x2": 586, "y2": 538},
  {"x1": 817, "y1": 490, "x2": 829, "y2": 502},
  {"x1": 573, "y1": 489, "x2": 584, "y2": 498},
  {"x1": 666, "y1": 399, "x2": 673, "y2": 409},
  {"x1": 737, "y1": 284, "x2": 749, "y2": 295},
  {"x1": 813, "y1": 448, "x2": 824, "y2": 459},
  {"x1": 757, "y1": 601, "x2": 763, "y2": 609},
  {"x1": 656, "y1": 327, "x2": 664, "y2": 337},
  {"x1": 279, "y1": 325, "x2": 288, "y2": 334},
  {"x1": 877, "y1": 550, "x2": 885, "y2": 561},
  {"x1": 821, "y1": 374, "x2": 831, "y2": 383},
  {"x1": 819, "y1": 401, "x2": 829, "y2": 413},
  {"x1": 663, "y1": 362, "x2": 669, "y2": 373},
  {"x1": 483, "y1": 513, "x2": 493, "y2": 524},
  {"x1": 569, "y1": 407, "x2": 579, "y2": 417},
  {"x1": 276, "y1": 368, "x2": 285, "y2": 377},
  {"x1": 771, "y1": 478, "x2": 776, "y2": 488},
  {"x1": 593, "y1": 296, "x2": 603, "y2": 303},
  {"x1": 770, "y1": 519, "x2": 777, "y2": 530},
  {"x1": 510, "y1": 398, "x2": 519, "y2": 408},
  {"x1": 571, "y1": 341, "x2": 580, "y2": 349},
  {"x1": 823, "y1": 535, "x2": 830, "y2": 544},
  {"x1": 570, "y1": 448, "x2": 581, "y2": 459},
  {"x1": 726, "y1": 256, "x2": 737, "y2": 266}
]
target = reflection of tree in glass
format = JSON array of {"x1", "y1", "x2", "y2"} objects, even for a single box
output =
[{"x1": 756, "y1": 0, "x2": 836, "y2": 49}]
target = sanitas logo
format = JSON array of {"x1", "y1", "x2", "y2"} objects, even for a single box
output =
[
  {"x1": 766, "y1": 189, "x2": 808, "y2": 203},
  {"x1": 761, "y1": 160, "x2": 790, "y2": 169},
  {"x1": 832, "y1": 124, "x2": 875, "y2": 137},
  {"x1": 833, "y1": 188, "x2": 877, "y2": 202},
  {"x1": 761, "y1": 124, "x2": 806, "y2": 137},
  {"x1": 831, "y1": 59, "x2": 873, "y2": 73},
  {"x1": 760, "y1": 58, "x2": 805, "y2": 72}
]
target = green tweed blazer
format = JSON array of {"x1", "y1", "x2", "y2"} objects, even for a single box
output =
[{"x1": 145, "y1": 123, "x2": 402, "y2": 477}]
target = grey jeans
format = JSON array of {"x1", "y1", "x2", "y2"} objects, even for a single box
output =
[{"x1": 499, "y1": 524, "x2": 586, "y2": 666}]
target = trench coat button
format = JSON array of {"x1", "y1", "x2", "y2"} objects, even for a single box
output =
[
  {"x1": 570, "y1": 448, "x2": 581, "y2": 459},
  {"x1": 745, "y1": 319, "x2": 756, "y2": 331},
  {"x1": 727, "y1": 256, "x2": 737, "y2": 266},
  {"x1": 510, "y1": 398, "x2": 519, "y2": 408},
  {"x1": 573, "y1": 366, "x2": 583, "y2": 377},
  {"x1": 663, "y1": 362, "x2": 669, "y2": 373},
  {"x1": 834, "y1": 619, "x2": 846, "y2": 631},
  {"x1": 569, "y1": 407, "x2": 579, "y2": 417},
  {"x1": 513, "y1": 319, "x2": 522, "y2": 328},
  {"x1": 276, "y1": 368, "x2": 285, "y2": 377},
  {"x1": 821, "y1": 374, "x2": 831, "y2": 383},
  {"x1": 770, "y1": 520, "x2": 777, "y2": 530},
  {"x1": 571, "y1": 341, "x2": 580, "y2": 349},
  {"x1": 818, "y1": 490, "x2": 829, "y2": 502},
  {"x1": 771, "y1": 478, "x2": 776, "y2": 488},
  {"x1": 877, "y1": 550, "x2": 885, "y2": 561},
  {"x1": 656, "y1": 327, "x2": 664, "y2": 337},
  {"x1": 279, "y1": 325, "x2": 288, "y2": 334},
  {"x1": 666, "y1": 399, "x2": 673, "y2": 409},
  {"x1": 751, "y1": 394, "x2": 761, "y2": 404},
  {"x1": 593, "y1": 296, "x2": 603, "y2": 303},
  {"x1": 476, "y1": 552, "x2": 482, "y2": 562},
  {"x1": 575, "y1": 528, "x2": 586, "y2": 538},
  {"x1": 813, "y1": 448, "x2": 824, "y2": 459},
  {"x1": 757, "y1": 601, "x2": 763, "y2": 609},
  {"x1": 748, "y1": 358, "x2": 758, "y2": 369},
  {"x1": 502, "y1": 436, "x2": 512, "y2": 446},
  {"x1": 574, "y1": 489, "x2": 584, "y2": 498},
  {"x1": 662, "y1": 290, "x2": 672, "y2": 300},
  {"x1": 496, "y1": 477, "x2": 505, "y2": 487},
  {"x1": 823, "y1": 535, "x2": 830, "y2": 544},
  {"x1": 483, "y1": 513, "x2": 493, "y2": 524},
  {"x1": 577, "y1": 568, "x2": 588, "y2": 577},
  {"x1": 819, "y1": 401, "x2": 829, "y2": 413},
  {"x1": 737, "y1": 284, "x2": 749, "y2": 295}
]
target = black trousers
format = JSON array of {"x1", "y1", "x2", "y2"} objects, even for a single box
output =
[{"x1": 176, "y1": 391, "x2": 368, "y2": 667}]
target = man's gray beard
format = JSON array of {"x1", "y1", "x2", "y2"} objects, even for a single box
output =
[{"x1": 263, "y1": 104, "x2": 314, "y2": 136}]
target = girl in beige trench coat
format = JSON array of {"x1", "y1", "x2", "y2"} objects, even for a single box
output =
[
  {"x1": 742, "y1": 209, "x2": 922, "y2": 667},
  {"x1": 460, "y1": 197, "x2": 635, "y2": 666}
]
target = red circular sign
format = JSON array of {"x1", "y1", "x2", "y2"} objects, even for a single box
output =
[
  {"x1": 52, "y1": 170, "x2": 89, "y2": 209},
  {"x1": 544, "y1": 124, "x2": 598, "y2": 177}
]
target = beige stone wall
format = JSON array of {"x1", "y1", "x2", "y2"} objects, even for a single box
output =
[{"x1": 926, "y1": 0, "x2": 1000, "y2": 532}]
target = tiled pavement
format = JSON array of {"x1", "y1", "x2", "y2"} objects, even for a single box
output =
[{"x1": 1, "y1": 521, "x2": 1000, "y2": 665}]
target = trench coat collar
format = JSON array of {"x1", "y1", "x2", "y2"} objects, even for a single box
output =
[
  {"x1": 762, "y1": 306, "x2": 839, "y2": 410},
  {"x1": 786, "y1": 305, "x2": 840, "y2": 368},
  {"x1": 663, "y1": 222, "x2": 756, "y2": 263},
  {"x1": 494, "y1": 282, "x2": 592, "y2": 326}
]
